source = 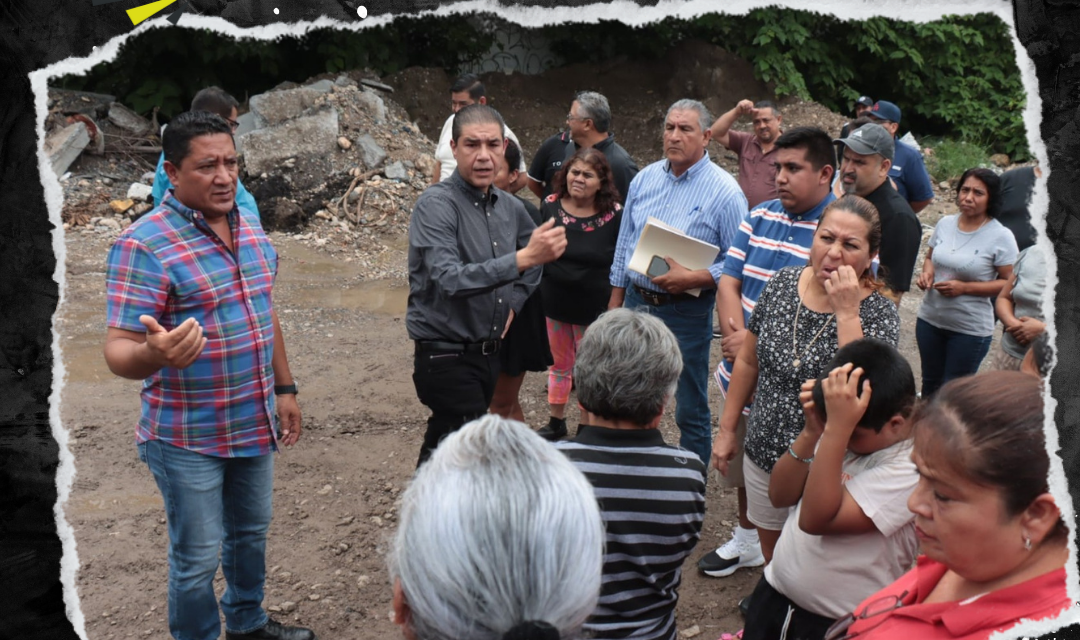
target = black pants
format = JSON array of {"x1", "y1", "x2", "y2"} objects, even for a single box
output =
[
  {"x1": 412, "y1": 346, "x2": 499, "y2": 468},
  {"x1": 743, "y1": 576, "x2": 837, "y2": 640}
]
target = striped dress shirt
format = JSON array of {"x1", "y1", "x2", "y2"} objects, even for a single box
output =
[
  {"x1": 106, "y1": 192, "x2": 279, "y2": 457},
  {"x1": 558, "y1": 426, "x2": 706, "y2": 640},
  {"x1": 610, "y1": 152, "x2": 746, "y2": 292},
  {"x1": 714, "y1": 195, "x2": 834, "y2": 410}
]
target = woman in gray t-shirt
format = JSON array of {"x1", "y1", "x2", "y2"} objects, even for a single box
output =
[
  {"x1": 994, "y1": 245, "x2": 1048, "y2": 368},
  {"x1": 915, "y1": 168, "x2": 1018, "y2": 397}
]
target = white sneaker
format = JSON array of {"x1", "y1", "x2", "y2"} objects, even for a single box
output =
[{"x1": 696, "y1": 533, "x2": 765, "y2": 578}]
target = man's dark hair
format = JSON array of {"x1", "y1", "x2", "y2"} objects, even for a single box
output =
[
  {"x1": 847, "y1": 115, "x2": 876, "y2": 133},
  {"x1": 811, "y1": 338, "x2": 916, "y2": 433},
  {"x1": 957, "y1": 167, "x2": 1003, "y2": 218},
  {"x1": 162, "y1": 110, "x2": 234, "y2": 167},
  {"x1": 451, "y1": 104, "x2": 506, "y2": 144},
  {"x1": 190, "y1": 86, "x2": 239, "y2": 119},
  {"x1": 754, "y1": 100, "x2": 781, "y2": 116},
  {"x1": 504, "y1": 138, "x2": 522, "y2": 173},
  {"x1": 450, "y1": 73, "x2": 485, "y2": 100},
  {"x1": 774, "y1": 126, "x2": 836, "y2": 173}
]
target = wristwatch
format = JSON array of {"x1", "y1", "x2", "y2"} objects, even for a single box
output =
[{"x1": 274, "y1": 383, "x2": 299, "y2": 396}]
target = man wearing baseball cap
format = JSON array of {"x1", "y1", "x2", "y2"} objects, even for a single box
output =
[
  {"x1": 836, "y1": 123, "x2": 922, "y2": 303},
  {"x1": 839, "y1": 95, "x2": 874, "y2": 138},
  {"x1": 866, "y1": 100, "x2": 935, "y2": 213}
]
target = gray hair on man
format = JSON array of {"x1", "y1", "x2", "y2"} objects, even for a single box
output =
[
  {"x1": 575, "y1": 91, "x2": 612, "y2": 133},
  {"x1": 574, "y1": 308, "x2": 683, "y2": 427},
  {"x1": 665, "y1": 99, "x2": 713, "y2": 134},
  {"x1": 451, "y1": 103, "x2": 507, "y2": 144},
  {"x1": 389, "y1": 415, "x2": 604, "y2": 640}
]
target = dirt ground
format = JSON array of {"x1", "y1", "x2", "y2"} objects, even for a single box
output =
[{"x1": 57, "y1": 56, "x2": 997, "y2": 640}]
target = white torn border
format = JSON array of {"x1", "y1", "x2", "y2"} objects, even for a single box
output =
[{"x1": 28, "y1": 0, "x2": 1073, "y2": 638}]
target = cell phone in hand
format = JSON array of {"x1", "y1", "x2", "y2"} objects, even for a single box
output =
[{"x1": 647, "y1": 255, "x2": 670, "y2": 278}]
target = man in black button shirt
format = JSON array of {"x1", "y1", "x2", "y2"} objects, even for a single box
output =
[
  {"x1": 835, "y1": 123, "x2": 923, "y2": 305},
  {"x1": 407, "y1": 104, "x2": 567, "y2": 466},
  {"x1": 527, "y1": 91, "x2": 638, "y2": 203}
]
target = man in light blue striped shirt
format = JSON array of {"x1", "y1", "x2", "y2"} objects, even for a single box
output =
[{"x1": 608, "y1": 99, "x2": 748, "y2": 470}]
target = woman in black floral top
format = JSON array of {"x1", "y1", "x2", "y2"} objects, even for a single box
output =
[
  {"x1": 712, "y1": 195, "x2": 900, "y2": 563},
  {"x1": 534, "y1": 147, "x2": 623, "y2": 441}
]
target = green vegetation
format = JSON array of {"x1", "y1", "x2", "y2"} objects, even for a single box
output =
[
  {"x1": 924, "y1": 138, "x2": 995, "y2": 183},
  {"x1": 58, "y1": 8, "x2": 1027, "y2": 160}
]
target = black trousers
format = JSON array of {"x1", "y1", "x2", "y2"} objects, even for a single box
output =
[
  {"x1": 743, "y1": 576, "x2": 837, "y2": 640},
  {"x1": 412, "y1": 346, "x2": 499, "y2": 468}
]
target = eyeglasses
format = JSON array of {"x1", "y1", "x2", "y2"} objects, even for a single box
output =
[
  {"x1": 566, "y1": 113, "x2": 587, "y2": 122},
  {"x1": 823, "y1": 590, "x2": 909, "y2": 640},
  {"x1": 226, "y1": 118, "x2": 240, "y2": 132}
]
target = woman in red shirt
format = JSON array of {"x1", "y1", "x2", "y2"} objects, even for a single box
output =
[{"x1": 826, "y1": 371, "x2": 1070, "y2": 640}]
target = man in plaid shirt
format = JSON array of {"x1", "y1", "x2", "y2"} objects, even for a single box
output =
[{"x1": 104, "y1": 111, "x2": 314, "y2": 640}]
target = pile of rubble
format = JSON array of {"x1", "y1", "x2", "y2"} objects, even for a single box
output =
[{"x1": 51, "y1": 72, "x2": 440, "y2": 244}]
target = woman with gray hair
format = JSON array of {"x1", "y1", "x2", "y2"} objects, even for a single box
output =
[
  {"x1": 557, "y1": 309, "x2": 706, "y2": 640},
  {"x1": 390, "y1": 414, "x2": 605, "y2": 640}
]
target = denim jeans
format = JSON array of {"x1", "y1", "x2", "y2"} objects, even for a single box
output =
[
  {"x1": 138, "y1": 439, "x2": 273, "y2": 640},
  {"x1": 915, "y1": 318, "x2": 993, "y2": 398},
  {"x1": 625, "y1": 286, "x2": 714, "y2": 469}
]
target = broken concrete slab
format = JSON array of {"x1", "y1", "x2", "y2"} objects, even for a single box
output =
[
  {"x1": 359, "y1": 79, "x2": 394, "y2": 93},
  {"x1": 355, "y1": 89, "x2": 387, "y2": 123},
  {"x1": 239, "y1": 107, "x2": 339, "y2": 190},
  {"x1": 108, "y1": 102, "x2": 152, "y2": 135},
  {"x1": 45, "y1": 121, "x2": 90, "y2": 177},
  {"x1": 306, "y1": 79, "x2": 335, "y2": 93},
  {"x1": 49, "y1": 88, "x2": 117, "y2": 119},
  {"x1": 249, "y1": 87, "x2": 323, "y2": 129},
  {"x1": 355, "y1": 133, "x2": 387, "y2": 169}
]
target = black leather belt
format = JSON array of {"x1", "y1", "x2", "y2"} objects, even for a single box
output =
[
  {"x1": 633, "y1": 284, "x2": 697, "y2": 306},
  {"x1": 415, "y1": 339, "x2": 501, "y2": 356}
]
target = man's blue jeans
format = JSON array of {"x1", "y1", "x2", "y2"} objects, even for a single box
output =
[
  {"x1": 139, "y1": 440, "x2": 273, "y2": 640},
  {"x1": 625, "y1": 286, "x2": 714, "y2": 469},
  {"x1": 915, "y1": 318, "x2": 992, "y2": 398}
]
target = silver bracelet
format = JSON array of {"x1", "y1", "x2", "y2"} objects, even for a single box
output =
[{"x1": 787, "y1": 445, "x2": 814, "y2": 464}]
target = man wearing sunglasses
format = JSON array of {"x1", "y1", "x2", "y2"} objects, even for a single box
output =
[{"x1": 151, "y1": 86, "x2": 259, "y2": 217}]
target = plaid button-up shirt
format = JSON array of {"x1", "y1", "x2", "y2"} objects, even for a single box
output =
[{"x1": 106, "y1": 191, "x2": 279, "y2": 457}]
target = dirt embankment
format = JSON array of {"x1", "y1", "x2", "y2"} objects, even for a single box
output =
[{"x1": 60, "y1": 44, "x2": 971, "y2": 640}]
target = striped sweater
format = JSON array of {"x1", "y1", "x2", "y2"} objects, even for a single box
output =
[{"x1": 557, "y1": 426, "x2": 706, "y2": 640}]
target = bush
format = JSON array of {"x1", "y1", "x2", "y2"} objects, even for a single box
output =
[{"x1": 925, "y1": 138, "x2": 994, "y2": 183}]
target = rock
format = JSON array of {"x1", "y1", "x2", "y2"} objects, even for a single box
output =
[
  {"x1": 130, "y1": 203, "x2": 153, "y2": 220},
  {"x1": 335, "y1": 75, "x2": 358, "y2": 88},
  {"x1": 360, "y1": 79, "x2": 394, "y2": 93},
  {"x1": 991, "y1": 153, "x2": 1010, "y2": 167},
  {"x1": 240, "y1": 107, "x2": 339, "y2": 185},
  {"x1": 97, "y1": 217, "x2": 121, "y2": 231},
  {"x1": 384, "y1": 161, "x2": 408, "y2": 181},
  {"x1": 413, "y1": 154, "x2": 437, "y2": 178},
  {"x1": 109, "y1": 199, "x2": 135, "y2": 214},
  {"x1": 356, "y1": 575, "x2": 372, "y2": 588},
  {"x1": 938, "y1": 181, "x2": 949, "y2": 190},
  {"x1": 355, "y1": 89, "x2": 387, "y2": 123},
  {"x1": 679, "y1": 625, "x2": 701, "y2": 638},
  {"x1": 127, "y1": 183, "x2": 153, "y2": 201},
  {"x1": 108, "y1": 102, "x2": 152, "y2": 135},
  {"x1": 307, "y1": 79, "x2": 336, "y2": 93},
  {"x1": 280, "y1": 601, "x2": 297, "y2": 613},
  {"x1": 337, "y1": 136, "x2": 352, "y2": 150},
  {"x1": 308, "y1": 594, "x2": 321, "y2": 601},
  {"x1": 141, "y1": 171, "x2": 156, "y2": 183},
  {"x1": 355, "y1": 134, "x2": 387, "y2": 169},
  {"x1": 249, "y1": 87, "x2": 324, "y2": 128},
  {"x1": 44, "y1": 122, "x2": 90, "y2": 177},
  {"x1": 317, "y1": 484, "x2": 333, "y2": 496}
]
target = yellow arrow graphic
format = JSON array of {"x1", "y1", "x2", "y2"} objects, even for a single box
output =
[{"x1": 127, "y1": 0, "x2": 179, "y2": 25}]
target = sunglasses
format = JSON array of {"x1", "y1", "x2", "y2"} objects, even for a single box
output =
[{"x1": 823, "y1": 590, "x2": 909, "y2": 640}]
